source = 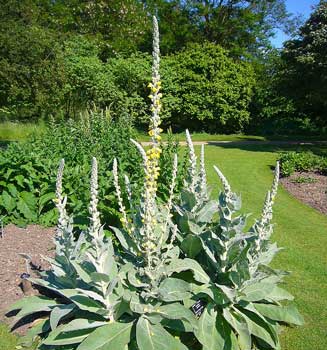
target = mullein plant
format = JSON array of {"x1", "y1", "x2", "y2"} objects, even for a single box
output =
[
  {"x1": 8, "y1": 15, "x2": 303, "y2": 350},
  {"x1": 174, "y1": 133, "x2": 304, "y2": 349},
  {"x1": 9, "y1": 17, "x2": 205, "y2": 350}
]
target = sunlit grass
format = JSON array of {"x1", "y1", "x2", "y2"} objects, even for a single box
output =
[{"x1": 0, "y1": 121, "x2": 46, "y2": 141}]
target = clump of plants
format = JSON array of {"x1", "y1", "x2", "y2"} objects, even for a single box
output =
[
  {"x1": 0, "y1": 107, "x2": 182, "y2": 228},
  {"x1": 9, "y1": 17, "x2": 303, "y2": 350},
  {"x1": 278, "y1": 151, "x2": 327, "y2": 177}
]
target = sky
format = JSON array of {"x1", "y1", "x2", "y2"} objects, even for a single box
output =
[{"x1": 271, "y1": 0, "x2": 320, "y2": 48}]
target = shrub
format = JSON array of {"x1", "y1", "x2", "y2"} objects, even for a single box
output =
[
  {"x1": 9, "y1": 17, "x2": 302, "y2": 350},
  {"x1": 161, "y1": 43, "x2": 255, "y2": 133},
  {"x1": 278, "y1": 151, "x2": 327, "y2": 177}
]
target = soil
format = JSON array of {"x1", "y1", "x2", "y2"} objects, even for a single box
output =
[
  {"x1": 0, "y1": 225, "x2": 55, "y2": 331},
  {"x1": 280, "y1": 171, "x2": 327, "y2": 215}
]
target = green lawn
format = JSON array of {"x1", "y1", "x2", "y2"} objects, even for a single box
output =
[
  {"x1": 0, "y1": 121, "x2": 46, "y2": 141},
  {"x1": 135, "y1": 130, "x2": 327, "y2": 142},
  {"x1": 135, "y1": 130, "x2": 266, "y2": 142},
  {"x1": 1, "y1": 143, "x2": 326, "y2": 349}
]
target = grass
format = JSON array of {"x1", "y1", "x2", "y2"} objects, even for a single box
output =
[
  {"x1": 0, "y1": 324, "x2": 18, "y2": 350},
  {"x1": 135, "y1": 130, "x2": 266, "y2": 142},
  {"x1": 135, "y1": 130, "x2": 327, "y2": 142},
  {"x1": 1, "y1": 143, "x2": 326, "y2": 349},
  {"x1": 0, "y1": 121, "x2": 46, "y2": 141}
]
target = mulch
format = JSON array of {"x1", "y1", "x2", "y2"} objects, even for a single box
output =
[
  {"x1": 0, "y1": 225, "x2": 55, "y2": 331},
  {"x1": 280, "y1": 171, "x2": 327, "y2": 215}
]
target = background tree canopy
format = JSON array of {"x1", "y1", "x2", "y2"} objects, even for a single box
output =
[{"x1": 0, "y1": 0, "x2": 326, "y2": 133}]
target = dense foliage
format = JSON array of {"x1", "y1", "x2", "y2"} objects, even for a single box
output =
[
  {"x1": 0, "y1": 109, "x2": 182, "y2": 227},
  {"x1": 280, "y1": 1, "x2": 327, "y2": 129},
  {"x1": 161, "y1": 44, "x2": 255, "y2": 132},
  {"x1": 1, "y1": 0, "x2": 319, "y2": 134},
  {"x1": 278, "y1": 151, "x2": 327, "y2": 177},
  {"x1": 0, "y1": 110, "x2": 139, "y2": 226}
]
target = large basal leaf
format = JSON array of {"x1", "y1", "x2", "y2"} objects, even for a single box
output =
[
  {"x1": 57, "y1": 289, "x2": 106, "y2": 316},
  {"x1": 166, "y1": 258, "x2": 210, "y2": 284},
  {"x1": 50, "y1": 304, "x2": 75, "y2": 330},
  {"x1": 136, "y1": 316, "x2": 188, "y2": 350},
  {"x1": 17, "y1": 191, "x2": 37, "y2": 221},
  {"x1": 9, "y1": 296, "x2": 59, "y2": 320},
  {"x1": 223, "y1": 308, "x2": 252, "y2": 350},
  {"x1": 76, "y1": 321, "x2": 133, "y2": 350},
  {"x1": 236, "y1": 308, "x2": 278, "y2": 349},
  {"x1": 42, "y1": 319, "x2": 107, "y2": 346},
  {"x1": 158, "y1": 278, "x2": 192, "y2": 302},
  {"x1": 254, "y1": 303, "x2": 304, "y2": 325},
  {"x1": 181, "y1": 234, "x2": 202, "y2": 258},
  {"x1": 155, "y1": 303, "x2": 197, "y2": 329},
  {"x1": 240, "y1": 282, "x2": 276, "y2": 302},
  {"x1": 195, "y1": 303, "x2": 225, "y2": 350},
  {"x1": 0, "y1": 190, "x2": 16, "y2": 212},
  {"x1": 266, "y1": 285, "x2": 294, "y2": 302}
]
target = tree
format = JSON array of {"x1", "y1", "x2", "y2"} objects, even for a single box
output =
[
  {"x1": 281, "y1": 1, "x2": 327, "y2": 127},
  {"x1": 145, "y1": 0, "x2": 298, "y2": 58}
]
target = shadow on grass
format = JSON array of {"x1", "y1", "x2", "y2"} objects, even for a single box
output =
[{"x1": 206, "y1": 142, "x2": 327, "y2": 157}]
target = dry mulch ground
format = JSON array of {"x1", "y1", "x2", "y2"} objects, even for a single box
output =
[
  {"x1": 0, "y1": 225, "x2": 55, "y2": 329},
  {"x1": 280, "y1": 171, "x2": 327, "y2": 215}
]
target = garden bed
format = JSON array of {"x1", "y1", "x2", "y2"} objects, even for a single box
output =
[
  {"x1": 0, "y1": 225, "x2": 54, "y2": 326},
  {"x1": 280, "y1": 171, "x2": 327, "y2": 215}
]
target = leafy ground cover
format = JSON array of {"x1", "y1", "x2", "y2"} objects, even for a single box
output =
[
  {"x1": 1, "y1": 143, "x2": 326, "y2": 349},
  {"x1": 278, "y1": 150, "x2": 327, "y2": 177}
]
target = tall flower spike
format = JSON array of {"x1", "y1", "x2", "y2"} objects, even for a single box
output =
[
  {"x1": 130, "y1": 139, "x2": 148, "y2": 175},
  {"x1": 148, "y1": 16, "x2": 162, "y2": 146},
  {"x1": 185, "y1": 129, "x2": 197, "y2": 192},
  {"x1": 112, "y1": 158, "x2": 129, "y2": 230},
  {"x1": 89, "y1": 157, "x2": 101, "y2": 237},
  {"x1": 254, "y1": 161, "x2": 280, "y2": 249},
  {"x1": 55, "y1": 159, "x2": 68, "y2": 232},
  {"x1": 270, "y1": 161, "x2": 280, "y2": 202},
  {"x1": 199, "y1": 144, "x2": 208, "y2": 198},
  {"x1": 165, "y1": 154, "x2": 178, "y2": 224},
  {"x1": 124, "y1": 174, "x2": 133, "y2": 208},
  {"x1": 213, "y1": 165, "x2": 231, "y2": 195}
]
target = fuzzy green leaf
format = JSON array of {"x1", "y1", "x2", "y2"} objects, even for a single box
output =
[
  {"x1": 158, "y1": 278, "x2": 192, "y2": 302},
  {"x1": 195, "y1": 303, "x2": 225, "y2": 350},
  {"x1": 76, "y1": 322, "x2": 133, "y2": 350},
  {"x1": 136, "y1": 316, "x2": 188, "y2": 350},
  {"x1": 166, "y1": 258, "x2": 210, "y2": 284},
  {"x1": 254, "y1": 303, "x2": 304, "y2": 325}
]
